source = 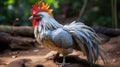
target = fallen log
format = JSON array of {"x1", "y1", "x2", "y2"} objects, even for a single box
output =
[
  {"x1": 0, "y1": 25, "x2": 34, "y2": 37},
  {"x1": 92, "y1": 26, "x2": 120, "y2": 37},
  {"x1": 0, "y1": 33, "x2": 36, "y2": 50},
  {"x1": 0, "y1": 25, "x2": 120, "y2": 37}
]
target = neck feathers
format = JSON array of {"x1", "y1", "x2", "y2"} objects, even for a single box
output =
[{"x1": 38, "y1": 15, "x2": 63, "y2": 31}]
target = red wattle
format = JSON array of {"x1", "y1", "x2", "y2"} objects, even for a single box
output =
[{"x1": 32, "y1": 20, "x2": 38, "y2": 28}]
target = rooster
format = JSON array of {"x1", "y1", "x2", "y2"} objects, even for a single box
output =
[{"x1": 29, "y1": 1, "x2": 108, "y2": 67}]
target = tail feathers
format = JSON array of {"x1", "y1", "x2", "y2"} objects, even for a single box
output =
[
  {"x1": 64, "y1": 21, "x2": 108, "y2": 64},
  {"x1": 98, "y1": 45, "x2": 109, "y2": 64},
  {"x1": 71, "y1": 31, "x2": 88, "y2": 56}
]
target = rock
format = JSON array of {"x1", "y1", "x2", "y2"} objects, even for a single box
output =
[
  {"x1": 11, "y1": 56, "x2": 17, "y2": 58},
  {"x1": 33, "y1": 49, "x2": 39, "y2": 53}
]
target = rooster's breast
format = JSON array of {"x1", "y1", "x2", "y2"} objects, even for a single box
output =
[{"x1": 35, "y1": 28, "x2": 74, "y2": 54}]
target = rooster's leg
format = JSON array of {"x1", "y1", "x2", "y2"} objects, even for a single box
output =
[
  {"x1": 60, "y1": 56, "x2": 66, "y2": 67},
  {"x1": 53, "y1": 52, "x2": 60, "y2": 62}
]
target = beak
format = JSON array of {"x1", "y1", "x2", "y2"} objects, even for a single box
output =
[{"x1": 29, "y1": 16, "x2": 33, "y2": 20}]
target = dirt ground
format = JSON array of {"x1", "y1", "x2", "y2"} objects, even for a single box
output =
[{"x1": 0, "y1": 36, "x2": 120, "y2": 67}]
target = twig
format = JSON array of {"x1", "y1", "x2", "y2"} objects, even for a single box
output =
[
  {"x1": 111, "y1": 0, "x2": 118, "y2": 29},
  {"x1": 77, "y1": 0, "x2": 88, "y2": 21}
]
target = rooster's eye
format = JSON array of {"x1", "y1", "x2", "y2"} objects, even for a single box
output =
[
  {"x1": 33, "y1": 15, "x2": 41, "y2": 19},
  {"x1": 35, "y1": 15, "x2": 40, "y2": 17}
]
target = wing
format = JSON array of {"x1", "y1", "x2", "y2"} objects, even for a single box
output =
[
  {"x1": 51, "y1": 28, "x2": 73, "y2": 49},
  {"x1": 64, "y1": 21, "x2": 108, "y2": 64},
  {"x1": 38, "y1": 28, "x2": 73, "y2": 55}
]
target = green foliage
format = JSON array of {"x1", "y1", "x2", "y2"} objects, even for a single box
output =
[
  {"x1": 0, "y1": 0, "x2": 60, "y2": 26},
  {"x1": 0, "y1": 0, "x2": 120, "y2": 28},
  {"x1": 0, "y1": 0, "x2": 32, "y2": 25},
  {"x1": 45, "y1": 0, "x2": 59, "y2": 8},
  {"x1": 93, "y1": 16, "x2": 112, "y2": 27},
  {"x1": 4, "y1": 0, "x2": 15, "y2": 5}
]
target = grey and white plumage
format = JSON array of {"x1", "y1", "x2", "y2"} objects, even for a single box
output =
[{"x1": 33, "y1": 12, "x2": 107, "y2": 66}]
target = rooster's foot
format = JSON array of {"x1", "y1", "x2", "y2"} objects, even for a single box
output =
[{"x1": 59, "y1": 56, "x2": 70, "y2": 67}]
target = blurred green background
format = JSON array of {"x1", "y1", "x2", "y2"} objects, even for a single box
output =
[{"x1": 0, "y1": 0, "x2": 120, "y2": 28}]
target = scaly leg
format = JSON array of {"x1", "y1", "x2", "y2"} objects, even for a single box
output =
[{"x1": 60, "y1": 56, "x2": 66, "y2": 67}]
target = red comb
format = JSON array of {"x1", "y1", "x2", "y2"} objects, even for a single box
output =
[
  {"x1": 31, "y1": 4, "x2": 42, "y2": 16},
  {"x1": 31, "y1": 1, "x2": 53, "y2": 16}
]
